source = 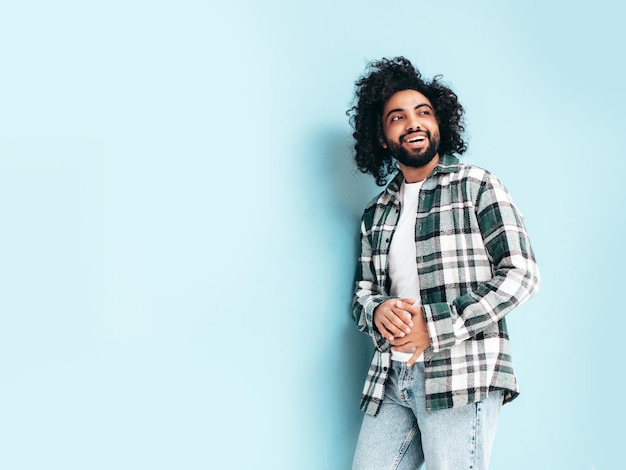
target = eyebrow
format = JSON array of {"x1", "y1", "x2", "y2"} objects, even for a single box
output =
[{"x1": 384, "y1": 103, "x2": 434, "y2": 121}]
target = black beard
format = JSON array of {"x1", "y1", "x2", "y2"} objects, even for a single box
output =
[{"x1": 388, "y1": 132, "x2": 440, "y2": 169}]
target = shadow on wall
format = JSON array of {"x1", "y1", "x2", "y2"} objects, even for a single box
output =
[
  {"x1": 300, "y1": 125, "x2": 379, "y2": 462},
  {"x1": 317, "y1": 127, "x2": 378, "y2": 221}
]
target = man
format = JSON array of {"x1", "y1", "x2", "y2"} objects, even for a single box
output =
[{"x1": 348, "y1": 57, "x2": 540, "y2": 469}]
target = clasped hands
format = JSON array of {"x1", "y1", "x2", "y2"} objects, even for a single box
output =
[{"x1": 373, "y1": 298, "x2": 431, "y2": 366}]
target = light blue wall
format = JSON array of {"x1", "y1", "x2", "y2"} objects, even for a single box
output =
[{"x1": 1, "y1": 1, "x2": 624, "y2": 468}]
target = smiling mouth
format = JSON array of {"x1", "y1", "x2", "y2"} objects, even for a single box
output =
[{"x1": 402, "y1": 132, "x2": 428, "y2": 145}]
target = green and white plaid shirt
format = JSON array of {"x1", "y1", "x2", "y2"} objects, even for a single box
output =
[{"x1": 353, "y1": 155, "x2": 540, "y2": 415}]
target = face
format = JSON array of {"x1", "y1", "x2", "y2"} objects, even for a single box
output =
[{"x1": 381, "y1": 89, "x2": 440, "y2": 169}]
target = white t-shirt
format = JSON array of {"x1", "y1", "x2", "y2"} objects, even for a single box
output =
[{"x1": 388, "y1": 180, "x2": 424, "y2": 362}]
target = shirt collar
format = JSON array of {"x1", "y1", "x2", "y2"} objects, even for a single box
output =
[{"x1": 386, "y1": 154, "x2": 460, "y2": 196}]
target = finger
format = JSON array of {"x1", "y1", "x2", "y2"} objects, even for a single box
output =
[
  {"x1": 389, "y1": 338, "x2": 409, "y2": 348},
  {"x1": 390, "y1": 306, "x2": 414, "y2": 329},
  {"x1": 389, "y1": 334, "x2": 412, "y2": 348},
  {"x1": 379, "y1": 312, "x2": 406, "y2": 340},
  {"x1": 374, "y1": 304, "x2": 397, "y2": 341},
  {"x1": 374, "y1": 319, "x2": 395, "y2": 342},
  {"x1": 382, "y1": 318, "x2": 406, "y2": 339},
  {"x1": 407, "y1": 349, "x2": 423, "y2": 367},
  {"x1": 395, "y1": 300, "x2": 420, "y2": 319},
  {"x1": 384, "y1": 312, "x2": 411, "y2": 335}
]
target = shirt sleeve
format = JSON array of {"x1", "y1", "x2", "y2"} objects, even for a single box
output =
[
  {"x1": 422, "y1": 173, "x2": 541, "y2": 352},
  {"x1": 352, "y1": 218, "x2": 394, "y2": 352}
]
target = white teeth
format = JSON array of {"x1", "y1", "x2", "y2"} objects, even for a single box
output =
[{"x1": 407, "y1": 136, "x2": 425, "y2": 143}]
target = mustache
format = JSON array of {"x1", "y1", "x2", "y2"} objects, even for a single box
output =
[{"x1": 401, "y1": 130, "x2": 431, "y2": 143}]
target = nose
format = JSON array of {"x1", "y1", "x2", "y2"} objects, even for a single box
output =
[{"x1": 406, "y1": 114, "x2": 421, "y2": 132}]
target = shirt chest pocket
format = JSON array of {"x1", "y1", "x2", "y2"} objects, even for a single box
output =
[{"x1": 415, "y1": 201, "x2": 492, "y2": 296}]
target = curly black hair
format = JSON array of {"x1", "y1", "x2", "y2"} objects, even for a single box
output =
[{"x1": 347, "y1": 57, "x2": 467, "y2": 186}]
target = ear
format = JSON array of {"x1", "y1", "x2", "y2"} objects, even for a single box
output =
[
  {"x1": 378, "y1": 131, "x2": 388, "y2": 149},
  {"x1": 377, "y1": 122, "x2": 388, "y2": 149}
]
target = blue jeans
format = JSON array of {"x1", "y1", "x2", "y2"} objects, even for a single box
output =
[{"x1": 353, "y1": 361, "x2": 503, "y2": 470}]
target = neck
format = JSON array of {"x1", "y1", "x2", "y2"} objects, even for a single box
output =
[{"x1": 399, "y1": 154, "x2": 440, "y2": 183}]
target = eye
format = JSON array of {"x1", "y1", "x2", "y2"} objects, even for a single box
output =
[
  {"x1": 420, "y1": 109, "x2": 431, "y2": 116},
  {"x1": 390, "y1": 114, "x2": 403, "y2": 122}
]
